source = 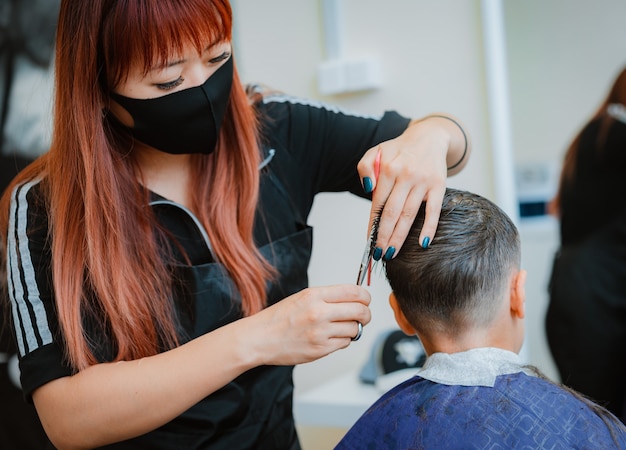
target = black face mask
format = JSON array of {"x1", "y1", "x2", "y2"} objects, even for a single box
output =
[{"x1": 110, "y1": 56, "x2": 233, "y2": 155}]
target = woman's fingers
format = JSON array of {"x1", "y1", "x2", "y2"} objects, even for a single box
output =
[
  {"x1": 417, "y1": 185, "x2": 445, "y2": 248},
  {"x1": 252, "y1": 285, "x2": 372, "y2": 366},
  {"x1": 357, "y1": 145, "x2": 382, "y2": 196},
  {"x1": 376, "y1": 185, "x2": 424, "y2": 257}
]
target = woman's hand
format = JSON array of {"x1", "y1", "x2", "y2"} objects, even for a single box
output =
[
  {"x1": 246, "y1": 284, "x2": 371, "y2": 366},
  {"x1": 357, "y1": 114, "x2": 470, "y2": 259}
]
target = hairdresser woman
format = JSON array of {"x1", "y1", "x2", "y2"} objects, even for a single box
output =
[{"x1": 0, "y1": 1, "x2": 470, "y2": 449}]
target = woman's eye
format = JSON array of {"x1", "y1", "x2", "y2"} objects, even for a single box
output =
[
  {"x1": 155, "y1": 77, "x2": 184, "y2": 91},
  {"x1": 209, "y1": 51, "x2": 231, "y2": 64}
]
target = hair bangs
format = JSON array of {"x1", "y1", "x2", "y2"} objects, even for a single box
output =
[{"x1": 101, "y1": 0, "x2": 232, "y2": 88}]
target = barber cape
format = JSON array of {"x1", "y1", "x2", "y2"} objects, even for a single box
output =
[{"x1": 336, "y1": 348, "x2": 626, "y2": 449}]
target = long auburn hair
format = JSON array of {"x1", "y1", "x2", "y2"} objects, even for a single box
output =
[
  {"x1": 0, "y1": 0, "x2": 273, "y2": 371},
  {"x1": 552, "y1": 67, "x2": 626, "y2": 214}
]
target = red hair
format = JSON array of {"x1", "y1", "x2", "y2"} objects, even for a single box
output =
[{"x1": 0, "y1": 0, "x2": 272, "y2": 370}]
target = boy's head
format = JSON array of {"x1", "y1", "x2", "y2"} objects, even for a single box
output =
[{"x1": 384, "y1": 188, "x2": 526, "y2": 355}]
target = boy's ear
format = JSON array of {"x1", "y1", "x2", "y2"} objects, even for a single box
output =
[
  {"x1": 510, "y1": 269, "x2": 527, "y2": 319},
  {"x1": 389, "y1": 292, "x2": 417, "y2": 336}
]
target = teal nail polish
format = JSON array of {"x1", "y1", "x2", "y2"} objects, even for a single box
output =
[
  {"x1": 422, "y1": 236, "x2": 430, "y2": 249},
  {"x1": 383, "y1": 246, "x2": 396, "y2": 261},
  {"x1": 362, "y1": 177, "x2": 373, "y2": 194},
  {"x1": 373, "y1": 247, "x2": 383, "y2": 261}
]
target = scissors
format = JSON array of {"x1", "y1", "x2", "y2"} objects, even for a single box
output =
[
  {"x1": 356, "y1": 148, "x2": 382, "y2": 287},
  {"x1": 356, "y1": 217, "x2": 379, "y2": 286},
  {"x1": 353, "y1": 149, "x2": 381, "y2": 342}
]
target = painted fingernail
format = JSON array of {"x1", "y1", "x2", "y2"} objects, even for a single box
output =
[
  {"x1": 362, "y1": 177, "x2": 373, "y2": 194},
  {"x1": 422, "y1": 236, "x2": 431, "y2": 249},
  {"x1": 383, "y1": 246, "x2": 396, "y2": 261},
  {"x1": 373, "y1": 247, "x2": 383, "y2": 261}
]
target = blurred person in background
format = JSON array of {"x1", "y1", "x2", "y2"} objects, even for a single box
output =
[{"x1": 546, "y1": 66, "x2": 626, "y2": 423}]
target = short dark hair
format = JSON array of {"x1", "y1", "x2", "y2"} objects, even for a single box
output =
[{"x1": 385, "y1": 188, "x2": 520, "y2": 334}]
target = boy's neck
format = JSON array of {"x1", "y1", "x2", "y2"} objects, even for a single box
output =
[
  {"x1": 417, "y1": 295, "x2": 525, "y2": 357},
  {"x1": 419, "y1": 329, "x2": 520, "y2": 356}
]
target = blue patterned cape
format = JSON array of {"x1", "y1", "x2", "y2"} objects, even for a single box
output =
[{"x1": 336, "y1": 349, "x2": 626, "y2": 449}]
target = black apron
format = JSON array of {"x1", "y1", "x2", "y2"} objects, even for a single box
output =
[{"x1": 104, "y1": 152, "x2": 312, "y2": 449}]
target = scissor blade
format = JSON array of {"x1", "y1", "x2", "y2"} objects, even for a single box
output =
[{"x1": 356, "y1": 244, "x2": 372, "y2": 285}]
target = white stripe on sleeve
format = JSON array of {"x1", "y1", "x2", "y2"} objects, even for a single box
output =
[{"x1": 7, "y1": 179, "x2": 53, "y2": 356}]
